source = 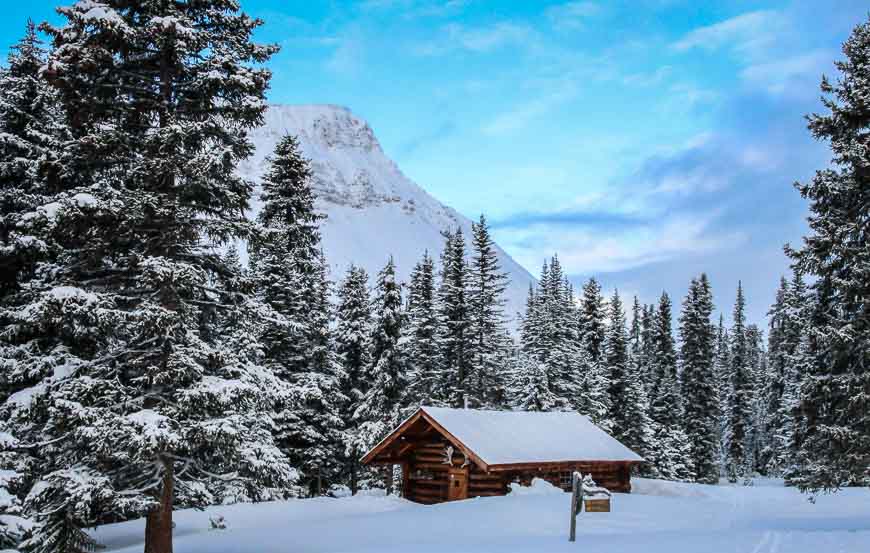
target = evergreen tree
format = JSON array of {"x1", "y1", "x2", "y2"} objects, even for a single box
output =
[
  {"x1": 726, "y1": 282, "x2": 752, "y2": 482},
  {"x1": 0, "y1": 20, "x2": 64, "y2": 302},
  {"x1": 334, "y1": 265, "x2": 372, "y2": 493},
  {"x1": 605, "y1": 290, "x2": 631, "y2": 439},
  {"x1": 577, "y1": 278, "x2": 611, "y2": 429},
  {"x1": 352, "y1": 258, "x2": 406, "y2": 461},
  {"x1": 251, "y1": 136, "x2": 342, "y2": 497},
  {"x1": 679, "y1": 274, "x2": 719, "y2": 484},
  {"x1": 714, "y1": 314, "x2": 731, "y2": 463},
  {"x1": 437, "y1": 229, "x2": 472, "y2": 407},
  {"x1": 622, "y1": 297, "x2": 654, "y2": 467},
  {"x1": 648, "y1": 292, "x2": 692, "y2": 480},
  {"x1": 785, "y1": 16, "x2": 870, "y2": 493},
  {"x1": 467, "y1": 215, "x2": 510, "y2": 408},
  {"x1": 405, "y1": 251, "x2": 441, "y2": 406},
  {"x1": 510, "y1": 354, "x2": 559, "y2": 412},
  {"x1": 8, "y1": 3, "x2": 295, "y2": 551}
]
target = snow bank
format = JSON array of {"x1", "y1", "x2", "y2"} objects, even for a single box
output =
[
  {"x1": 508, "y1": 478, "x2": 563, "y2": 496},
  {"x1": 631, "y1": 477, "x2": 716, "y2": 499}
]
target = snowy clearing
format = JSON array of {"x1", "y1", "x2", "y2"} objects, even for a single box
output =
[{"x1": 92, "y1": 478, "x2": 869, "y2": 553}]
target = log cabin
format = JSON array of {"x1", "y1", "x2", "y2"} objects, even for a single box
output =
[{"x1": 361, "y1": 406, "x2": 644, "y2": 504}]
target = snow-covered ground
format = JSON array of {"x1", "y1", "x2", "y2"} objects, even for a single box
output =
[{"x1": 92, "y1": 478, "x2": 869, "y2": 553}]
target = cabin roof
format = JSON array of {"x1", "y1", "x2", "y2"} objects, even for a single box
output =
[{"x1": 361, "y1": 406, "x2": 643, "y2": 468}]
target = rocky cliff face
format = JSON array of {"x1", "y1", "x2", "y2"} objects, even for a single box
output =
[{"x1": 239, "y1": 104, "x2": 535, "y2": 325}]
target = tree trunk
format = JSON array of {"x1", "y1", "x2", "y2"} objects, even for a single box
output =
[{"x1": 144, "y1": 458, "x2": 174, "y2": 553}]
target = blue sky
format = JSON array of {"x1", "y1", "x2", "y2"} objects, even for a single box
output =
[{"x1": 3, "y1": 1, "x2": 867, "y2": 325}]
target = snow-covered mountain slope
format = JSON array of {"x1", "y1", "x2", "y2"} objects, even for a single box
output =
[{"x1": 239, "y1": 104, "x2": 535, "y2": 325}]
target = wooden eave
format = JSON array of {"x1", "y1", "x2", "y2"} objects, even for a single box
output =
[{"x1": 360, "y1": 407, "x2": 490, "y2": 472}]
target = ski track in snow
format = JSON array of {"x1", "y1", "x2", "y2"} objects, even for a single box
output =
[{"x1": 91, "y1": 479, "x2": 870, "y2": 553}]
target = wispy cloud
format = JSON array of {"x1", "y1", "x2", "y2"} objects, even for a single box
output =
[
  {"x1": 671, "y1": 10, "x2": 783, "y2": 62},
  {"x1": 481, "y1": 85, "x2": 577, "y2": 135},
  {"x1": 360, "y1": 0, "x2": 470, "y2": 18},
  {"x1": 546, "y1": 2, "x2": 604, "y2": 31},
  {"x1": 413, "y1": 21, "x2": 536, "y2": 55},
  {"x1": 740, "y1": 50, "x2": 833, "y2": 97}
]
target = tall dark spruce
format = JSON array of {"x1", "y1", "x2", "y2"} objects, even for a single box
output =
[
  {"x1": 251, "y1": 135, "x2": 344, "y2": 497},
  {"x1": 335, "y1": 264, "x2": 372, "y2": 493},
  {"x1": 726, "y1": 282, "x2": 752, "y2": 483},
  {"x1": 406, "y1": 251, "x2": 441, "y2": 406},
  {"x1": 786, "y1": 16, "x2": 870, "y2": 493},
  {"x1": 3, "y1": 3, "x2": 294, "y2": 552},
  {"x1": 679, "y1": 274, "x2": 719, "y2": 484},
  {"x1": 437, "y1": 229, "x2": 472, "y2": 407},
  {"x1": 352, "y1": 257, "x2": 406, "y2": 490},
  {"x1": 467, "y1": 215, "x2": 510, "y2": 408}
]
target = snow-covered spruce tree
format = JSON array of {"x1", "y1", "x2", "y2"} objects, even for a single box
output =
[
  {"x1": 760, "y1": 277, "x2": 790, "y2": 475},
  {"x1": 295, "y1": 253, "x2": 347, "y2": 496},
  {"x1": 649, "y1": 292, "x2": 678, "y2": 417},
  {"x1": 467, "y1": 215, "x2": 510, "y2": 408},
  {"x1": 713, "y1": 314, "x2": 731, "y2": 464},
  {"x1": 436, "y1": 229, "x2": 472, "y2": 407},
  {"x1": 0, "y1": 20, "x2": 65, "y2": 304},
  {"x1": 510, "y1": 353, "x2": 559, "y2": 412},
  {"x1": 773, "y1": 270, "x2": 807, "y2": 477},
  {"x1": 623, "y1": 297, "x2": 654, "y2": 474},
  {"x1": 786, "y1": 17, "x2": 870, "y2": 492},
  {"x1": 250, "y1": 135, "x2": 343, "y2": 497},
  {"x1": 251, "y1": 134, "x2": 325, "y2": 374},
  {"x1": 783, "y1": 277, "x2": 835, "y2": 488},
  {"x1": 405, "y1": 251, "x2": 442, "y2": 406},
  {"x1": 334, "y1": 264, "x2": 372, "y2": 494},
  {"x1": 679, "y1": 274, "x2": 719, "y2": 484},
  {"x1": 745, "y1": 324, "x2": 767, "y2": 475},
  {"x1": 520, "y1": 256, "x2": 579, "y2": 410},
  {"x1": 605, "y1": 290, "x2": 631, "y2": 440},
  {"x1": 520, "y1": 262, "x2": 549, "y2": 362},
  {"x1": 547, "y1": 259, "x2": 582, "y2": 409},
  {"x1": 352, "y1": 257, "x2": 406, "y2": 490},
  {"x1": 648, "y1": 292, "x2": 693, "y2": 480},
  {"x1": 22, "y1": 2, "x2": 296, "y2": 552},
  {"x1": 639, "y1": 303, "x2": 656, "y2": 391},
  {"x1": 576, "y1": 278, "x2": 611, "y2": 429},
  {"x1": 726, "y1": 282, "x2": 752, "y2": 483}
]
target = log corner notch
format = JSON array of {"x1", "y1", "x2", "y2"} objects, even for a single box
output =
[{"x1": 360, "y1": 407, "x2": 644, "y2": 505}]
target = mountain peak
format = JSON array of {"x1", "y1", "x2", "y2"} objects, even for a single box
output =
[
  {"x1": 240, "y1": 104, "x2": 535, "y2": 328},
  {"x1": 264, "y1": 104, "x2": 380, "y2": 153}
]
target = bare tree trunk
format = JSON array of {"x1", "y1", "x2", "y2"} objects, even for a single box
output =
[{"x1": 144, "y1": 458, "x2": 174, "y2": 553}]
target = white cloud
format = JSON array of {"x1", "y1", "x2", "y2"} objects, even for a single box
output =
[
  {"x1": 671, "y1": 10, "x2": 783, "y2": 62},
  {"x1": 361, "y1": 0, "x2": 470, "y2": 18},
  {"x1": 481, "y1": 85, "x2": 576, "y2": 136},
  {"x1": 499, "y1": 211, "x2": 745, "y2": 275},
  {"x1": 740, "y1": 50, "x2": 832, "y2": 97},
  {"x1": 546, "y1": 2, "x2": 603, "y2": 31}
]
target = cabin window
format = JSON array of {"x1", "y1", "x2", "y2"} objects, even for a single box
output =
[{"x1": 558, "y1": 471, "x2": 572, "y2": 491}]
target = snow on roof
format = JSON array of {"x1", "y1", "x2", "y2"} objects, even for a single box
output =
[{"x1": 421, "y1": 407, "x2": 643, "y2": 465}]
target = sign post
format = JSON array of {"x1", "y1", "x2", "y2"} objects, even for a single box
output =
[{"x1": 569, "y1": 471, "x2": 583, "y2": 542}]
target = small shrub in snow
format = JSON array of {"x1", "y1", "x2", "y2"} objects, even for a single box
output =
[
  {"x1": 328, "y1": 485, "x2": 352, "y2": 499},
  {"x1": 208, "y1": 516, "x2": 226, "y2": 531}
]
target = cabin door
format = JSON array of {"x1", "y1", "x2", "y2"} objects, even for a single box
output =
[{"x1": 447, "y1": 466, "x2": 468, "y2": 501}]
